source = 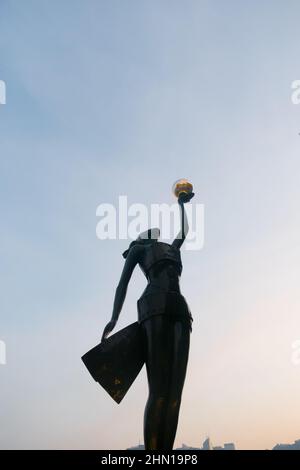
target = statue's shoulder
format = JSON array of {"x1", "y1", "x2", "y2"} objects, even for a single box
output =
[{"x1": 126, "y1": 243, "x2": 144, "y2": 262}]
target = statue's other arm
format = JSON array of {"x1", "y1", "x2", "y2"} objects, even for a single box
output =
[{"x1": 101, "y1": 245, "x2": 141, "y2": 341}]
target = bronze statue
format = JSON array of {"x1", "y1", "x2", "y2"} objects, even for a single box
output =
[{"x1": 99, "y1": 184, "x2": 195, "y2": 450}]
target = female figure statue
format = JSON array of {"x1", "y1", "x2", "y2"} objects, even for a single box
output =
[{"x1": 101, "y1": 190, "x2": 194, "y2": 450}]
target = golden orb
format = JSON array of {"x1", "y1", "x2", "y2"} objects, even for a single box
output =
[{"x1": 172, "y1": 179, "x2": 193, "y2": 198}]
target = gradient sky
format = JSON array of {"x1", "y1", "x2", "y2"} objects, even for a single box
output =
[{"x1": 1, "y1": 0, "x2": 300, "y2": 450}]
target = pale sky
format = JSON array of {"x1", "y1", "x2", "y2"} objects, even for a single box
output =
[{"x1": 1, "y1": 0, "x2": 300, "y2": 450}]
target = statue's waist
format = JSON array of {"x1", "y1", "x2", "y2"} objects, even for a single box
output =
[
  {"x1": 143, "y1": 279, "x2": 181, "y2": 293},
  {"x1": 137, "y1": 290, "x2": 192, "y2": 321}
]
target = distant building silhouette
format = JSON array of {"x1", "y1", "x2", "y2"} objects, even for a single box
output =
[
  {"x1": 224, "y1": 443, "x2": 236, "y2": 450},
  {"x1": 177, "y1": 443, "x2": 201, "y2": 450},
  {"x1": 127, "y1": 443, "x2": 145, "y2": 450},
  {"x1": 273, "y1": 439, "x2": 300, "y2": 450},
  {"x1": 213, "y1": 442, "x2": 236, "y2": 450},
  {"x1": 127, "y1": 437, "x2": 300, "y2": 451},
  {"x1": 128, "y1": 437, "x2": 236, "y2": 450},
  {"x1": 176, "y1": 437, "x2": 236, "y2": 450},
  {"x1": 202, "y1": 437, "x2": 211, "y2": 450}
]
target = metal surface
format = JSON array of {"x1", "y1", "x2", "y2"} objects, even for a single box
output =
[{"x1": 82, "y1": 322, "x2": 145, "y2": 404}]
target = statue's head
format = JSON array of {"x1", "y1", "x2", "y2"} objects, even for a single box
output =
[
  {"x1": 137, "y1": 227, "x2": 160, "y2": 242},
  {"x1": 122, "y1": 228, "x2": 160, "y2": 258}
]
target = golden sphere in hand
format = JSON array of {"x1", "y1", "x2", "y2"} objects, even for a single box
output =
[{"x1": 172, "y1": 179, "x2": 193, "y2": 198}]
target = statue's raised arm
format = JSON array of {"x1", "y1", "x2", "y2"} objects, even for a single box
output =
[{"x1": 172, "y1": 191, "x2": 194, "y2": 250}]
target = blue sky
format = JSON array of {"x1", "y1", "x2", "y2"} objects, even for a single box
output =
[{"x1": 1, "y1": 0, "x2": 300, "y2": 449}]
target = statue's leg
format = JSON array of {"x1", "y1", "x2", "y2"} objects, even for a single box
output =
[
  {"x1": 161, "y1": 317, "x2": 190, "y2": 449},
  {"x1": 141, "y1": 315, "x2": 190, "y2": 450}
]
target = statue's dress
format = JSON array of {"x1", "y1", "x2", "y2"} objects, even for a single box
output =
[
  {"x1": 81, "y1": 240, "x2": 193, "y2": 405},
  {"x1": 137, "y1": 242, "x2": 193, "y2": 332}
]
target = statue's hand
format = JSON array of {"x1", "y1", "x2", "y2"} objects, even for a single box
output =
[
  {"x1": 101, "y1": 319, "x2": 117, "y2": 342},
  {"x1": 178, "y1": 192, "x2": 195, "y2": 205}
]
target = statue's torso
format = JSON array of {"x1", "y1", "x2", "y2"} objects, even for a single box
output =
[
  {"x1": 138, "y1": 241, "x2": 182, "y2": 276},
  {"x1": 137, "y1": 242, "x2": 193, "y2": 326}
]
